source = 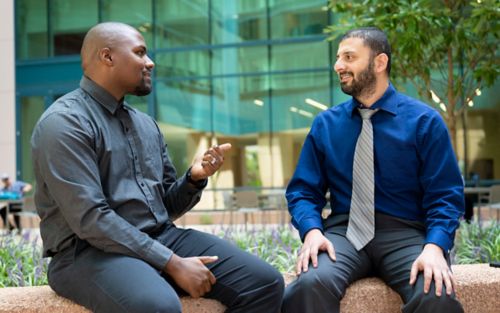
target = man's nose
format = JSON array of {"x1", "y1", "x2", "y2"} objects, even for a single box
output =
[
  {"x1": 334, "y1": 59, "x2": 344, "y2": 73},
  {"x1": 145, "y1": 55, "x2": 155, "y2": 69}
]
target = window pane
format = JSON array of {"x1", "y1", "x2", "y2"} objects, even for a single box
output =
[
  {"x1": 20, "y1": 96, "x2": 45, "y2": 183},
  {"x1": 51, "y1": 0, "x2": 98, "y2": 56},
  {"x1": 271, "y1": 41, "x2": 329, "y2": 71},
  {"x1": 101, "y1": 0, "x2": 153, "y2": 48},
  {"x1": 213, "y1": 76, "x2": 270, "y2": 135},
  {"x1": 155, "y1": 50, "x2": 210, "y2": 78},
  {"x1": 125, "y1": 95, "x2": 149, "y2": 114},
  {"x1": 269, "y1": 0, "x2": 328, "y2": 39},
  {"x1": 156, "y1": 79, "x2": 211, "y2": 132},
  {"x1": 212, "y1": 46, "x2": 268, "y2": 75},
  {"x1": 212, "y1": 0, "x2": 268, "y2": 44},
  {"x1": 155, "y1": 0, "x2": 209, "y2": 48},
  {"x1": 16, "y1": 0, "x2": 48, "y2": 59},
  {"x1": 271, "y1": 71, "x2": 330, "y2": 131},
  {"x1": 157, "y1": 122, "x2": 191, "y2": 175}
]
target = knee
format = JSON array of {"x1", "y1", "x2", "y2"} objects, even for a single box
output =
[
  {"x1": 126, "y1": 294, "x2": 182, "y2": 313},
  {"x1": 418, "y1": 292, "x2": 463, "y2": 313},
  {"x1": 253, "y1": 269, "x2": 285, "y2": 302},
  {"x1": 286, "y1": 268, "x2": 343, "y2": 301},
  {"x1": 232, "y1": 268, "x2": 284, "y2": 311}
]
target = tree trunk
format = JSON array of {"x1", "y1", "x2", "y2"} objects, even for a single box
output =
[{"x1": 447, "y1": 114, "x2": 458, "y2": 158}]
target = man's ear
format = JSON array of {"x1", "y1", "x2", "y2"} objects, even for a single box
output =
[
  {"x1": 374, "y1": 53, "x2": 388, "y2": 74},
  {"x1": 99, "y1": 48, "x2": 113, "y2": 66}
]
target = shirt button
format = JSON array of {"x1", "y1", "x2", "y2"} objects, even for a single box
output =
[
  {"x1": 135, "y1": 156, "x2": 138, "y2": 160},
  {"x1": 125, "y1": 127, "x2": 129, "y2": 132},
  {"x1": 140, "y1": 183, "x2": 145, "y2": 187}
]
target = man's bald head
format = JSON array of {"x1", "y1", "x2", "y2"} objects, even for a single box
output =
[
  {"x1": 79, "y1": 22, "x2": 154, "y2": 100},
  {"x1": 81, "y1": 22, "x2": 139, "y2": 73}
]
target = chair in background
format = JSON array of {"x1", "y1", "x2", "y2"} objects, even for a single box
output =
[
  {"x1": 233, "y1": 190, "x2": 261, "y2": 230},
  {"x1": 12, "y1": 196, "x2": 40, "y2": 231},
  {"x1": 259, "y1": 189, "x2": 287, "y2": 225},
  {"x1": 484, "y1": 185, "x2": 500, "y2": 221}
]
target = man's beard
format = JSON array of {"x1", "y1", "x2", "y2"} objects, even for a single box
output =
[
  {"x1": 340, "y1": 59, "x2": 376, "y2": 99},
  {"x1": 134, "y1": 77, "x2": 152, "y2": 96}
]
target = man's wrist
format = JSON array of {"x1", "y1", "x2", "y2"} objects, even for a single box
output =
[{"x1": 186, "y1": 167, "x2": 206, "y2": 187}]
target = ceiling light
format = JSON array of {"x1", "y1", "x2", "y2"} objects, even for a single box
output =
[
  {"x1": 430, "y1": 90, "x2": 441, "y2": 104},
  {"x1": 305, "y1": 98, "x2": 328, "y2": 110}
]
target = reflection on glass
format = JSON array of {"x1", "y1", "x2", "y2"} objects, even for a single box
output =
[
  {"x1": 16, "y1": 0, "x2": 48, "y2": 59},
  {"x1": 155, "y1": 0, "x2": 209, "y2": 48},
  {"x1": 212, "y1": 0, "x2": 268, "y2": 44},
  {"x1": 51, "y1": 0, "x2": 98, "y2": 56},
  {"x1": 156, "y1": 79, "x2": 211, "y2": 132},
  {"x1": 213, "y1": 76, "x2": 270, "y2": 135},
  {"x1": 157, "y1": 121, "x2": 191, "y2": 175},
  {"x1": 272, "y1": 71, "x2": 330, "y2": 131},
  {"x1": 21, "y1": 96, "x2": 45, "y2": 183},
  {"x1": 125, "y1": 95, "x2": 149, "y2": 114},
  {"x1": 269, "y1": 0, "x2": 328, "y2": 39},
  {"x1": 212, "y1": 45, "x2": 268, "y2": 75},
  {"x1": 101, "y1": 0, "x2": 153, "y2": 48},
  {"x1": 271, "y1": 41, "x2": 329, "y2": 71},
  {"x1": 155, "y1": 50, "x2": 210, "y2": 78}
]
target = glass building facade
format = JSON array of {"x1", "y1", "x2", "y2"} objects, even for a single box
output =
[{"x1": 15, "y1": 0, "x2": 500, "y2": 210}]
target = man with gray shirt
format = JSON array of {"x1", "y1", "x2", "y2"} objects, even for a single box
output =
[{"x1": 31, "y1": 22, "x2": 283, "y2": 313}]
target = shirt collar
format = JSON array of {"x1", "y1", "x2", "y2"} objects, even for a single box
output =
[
  {"x1": 347, "y1": 83, "x2": 398, "y2": 118},
  {"x1": 80, "y1": 76, "x2": 125, "y2": 115}
]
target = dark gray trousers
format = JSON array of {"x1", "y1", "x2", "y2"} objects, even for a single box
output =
[
  {"x1": 282, "y1": 213, "x2": 464, "y2": 313},
  {"x1": 48, "y1": 223, "x2": 284, "y2": 313}
]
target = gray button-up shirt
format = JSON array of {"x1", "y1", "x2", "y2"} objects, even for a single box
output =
[{"x1": 31, "y1": 76, "x2": 206, "y2": 270}]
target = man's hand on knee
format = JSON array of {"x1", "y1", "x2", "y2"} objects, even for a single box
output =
[
  {"x1": 164, "y1": 254, "x2": 218, "y2": 298},
  {"x1": 409, "y1": 243, "x2": 456, "y2": 297},
  {"x1": 296, "y1": 229, "x2": 336, "y2": 275}
]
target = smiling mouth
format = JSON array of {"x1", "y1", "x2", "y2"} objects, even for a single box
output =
[{"x1": 339, "y1": 73, "x2": 352, "y2": 83}]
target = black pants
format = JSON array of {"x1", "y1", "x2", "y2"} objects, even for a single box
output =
[
  {"x1": 48, "y1": 223, "x2": 284, "y2": 313},
  {"x1": 282, "y1": 213, "x2": 463, "y2": 313},
  {"x1": 464, "y1": 194, "x2": 476, "y2": 222},
  {"x1": 0, "y1": 206, "x2": 21, "y2": 230}
]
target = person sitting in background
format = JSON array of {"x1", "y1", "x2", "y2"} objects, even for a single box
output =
[{"x1": 0, "y1": 173, "x2": 32, "y2": 230}]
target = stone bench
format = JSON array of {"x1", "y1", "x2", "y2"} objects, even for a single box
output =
[{"x1": 0, "y1": 264, "x2": 498, "y2": 313}]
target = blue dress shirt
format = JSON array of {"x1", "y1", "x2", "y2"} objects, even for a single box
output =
[{"x1": 286, "y1": 84, "x2": 464, "y2": 253}]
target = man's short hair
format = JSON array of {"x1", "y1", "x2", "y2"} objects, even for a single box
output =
[{"x1": 341, "y1": 27, "x2": 392, "y2": 75}]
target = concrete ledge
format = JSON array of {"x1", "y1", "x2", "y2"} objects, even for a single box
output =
[{"x1": 0, "y1": 264, "x2": 498, "y2": 313}]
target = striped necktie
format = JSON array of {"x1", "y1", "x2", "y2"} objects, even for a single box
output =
[{"x1": 346, "y1": 108, "x2": 378, "y2": 250}]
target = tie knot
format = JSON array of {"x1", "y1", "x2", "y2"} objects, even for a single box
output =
[{"x1": 358, "y1": 108, "x2": 378, "y2": 120}]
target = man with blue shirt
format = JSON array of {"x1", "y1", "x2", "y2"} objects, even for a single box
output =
[{"x1": 282, "y1": 27, "x2": 464, "y2": 313}]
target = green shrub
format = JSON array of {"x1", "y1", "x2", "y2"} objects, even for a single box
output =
[
  {"x1": 215, "y1": 224, "x2": 301, "y2": 273},
  {"x1": 0, "y1": 232, "x2": 48, "y2": 287},
  {"x1": 199, "y1": 214, "x2": 214, "y2": 225},
  {"x1": 1, "y1": 221, "x2": 499, "y2": 287},
  {"x1": 454, "y1": 221, "x2": 500, "y2": 264}
]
